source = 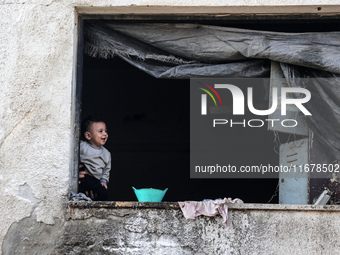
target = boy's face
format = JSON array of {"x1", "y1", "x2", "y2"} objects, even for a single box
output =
[{"x1": 85, "y1": 121, "x2": 108, "y2": 147}]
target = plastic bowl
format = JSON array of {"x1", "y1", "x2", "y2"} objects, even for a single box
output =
[{"x1": 132, "y1": 187, "x2": 168, "y2": 202}]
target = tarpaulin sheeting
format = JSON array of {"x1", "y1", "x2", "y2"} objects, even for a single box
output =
[
  {"x1": 84, "y1": 23, "x2": 270, "y2": 78},
  {"x1": 281, "y1": 63, "x2": 340, "y2": 160},
  {"x1": 84, "y1": 22, "x2": 340, "y2": 159}
]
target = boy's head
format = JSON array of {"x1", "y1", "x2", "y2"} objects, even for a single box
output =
[{"x1": 81, "y1": 116, "x2": 108, "y2": 147}]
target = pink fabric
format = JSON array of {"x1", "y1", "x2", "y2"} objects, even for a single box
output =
[{"x1": 178, "y1": 198, "x2": 243, "y2": 227}]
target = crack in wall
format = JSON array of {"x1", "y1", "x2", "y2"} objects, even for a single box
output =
[
  {"x1": 0, "y1": 1, "x2": 55, "y2": 6},
  {"x1": 0, "y1": 106, "x2": 37, "y2": 151}
]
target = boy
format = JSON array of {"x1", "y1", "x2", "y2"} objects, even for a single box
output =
[{"x1": 79, "y1": 116, "x2": 111, "y2": 201}]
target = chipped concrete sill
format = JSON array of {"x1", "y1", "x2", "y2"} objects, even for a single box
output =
[
  {"x1": 68, "y1": 201, "x2": 180, "y2": 209},
  {"x1": 68, "y1": 201, "x2": 340, "y2": 211},
  {"x1": 66, "y1": 201, "x2": 340, "y2": 220}
]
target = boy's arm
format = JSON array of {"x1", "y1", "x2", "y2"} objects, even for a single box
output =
[{"x1": 101, "y1": 154, "x2": 111, "y2": 185}]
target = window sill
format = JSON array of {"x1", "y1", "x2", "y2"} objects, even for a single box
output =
[
  {"x1": 68, "y1": 201, "x2": 340, "y2": 212},
  {"x1": 68, "y1": 201, "x2": 180, "y2": 209}
]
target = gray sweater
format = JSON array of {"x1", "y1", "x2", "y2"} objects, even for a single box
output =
[{"x1": 80, "y1": 140, "x2": 111, "y2": 183}]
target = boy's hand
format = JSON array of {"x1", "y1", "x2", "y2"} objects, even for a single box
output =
[
  {"x1": 101, "y1": 181, "x2": 108, "y2": 189},
  {"x1": 79, "y1": 171, "x2": 89, "y2": 179},
  {"x1": 85, "y1": 190, "x2": 95, "y2": 200}
]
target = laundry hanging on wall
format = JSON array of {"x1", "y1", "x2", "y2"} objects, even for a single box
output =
[{"x1": 84, "y1": 21, "x2": 340, "y2": 159}]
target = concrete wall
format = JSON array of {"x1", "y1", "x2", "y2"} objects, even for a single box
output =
[
  {"x1": 4, "y1": 202, "x2": 340, "y2": 254},
  {"x1": 2, "y1": 0, "x2": 340, "y2": 254}
]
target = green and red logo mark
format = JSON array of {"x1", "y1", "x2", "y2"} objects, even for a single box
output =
[{"x1": 198, "y1": 83, "x2": 223, "y2": 115}]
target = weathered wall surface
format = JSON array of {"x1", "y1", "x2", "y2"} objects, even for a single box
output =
[
  {"x1": 0, "y1": 1, "x2": 75, "y2": 253},
  {"x1": 2, "y1": 0, "x2": 340, "y2": 254},
  {"x1": 4, "y1": 203, "x2": 340, "y2": 255},
  {"x1": 63, "y1": 206, "x2": 340, "y2": 255}
]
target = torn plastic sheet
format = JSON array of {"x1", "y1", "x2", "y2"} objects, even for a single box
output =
[
  {"x1": 85, "y1": 22, "x2": 340, "y2": 75},
  {"x1": 281, "y1": 63, "x2": 340, "y2": 159},
  {"x1": 118, "y1": 55, "x2": 269, "y2": 79},
  {"x1": 84, "y1": 23, "x2": 270, "y2": 79},
  {"x1": 84, "y1": 22, "x2": 340, "y2": 159}
]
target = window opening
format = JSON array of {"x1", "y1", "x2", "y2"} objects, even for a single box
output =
[
  {"x1": 76, "y1": 17, "x2": 340, "y2": 204},
  {"x1": 82, "y1": 55, "x2": 280, "y2": 202}
]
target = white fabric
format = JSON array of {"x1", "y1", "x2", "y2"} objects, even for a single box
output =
[{"x1": 178, "y1": 198, "x2": 243, "y2": 227}]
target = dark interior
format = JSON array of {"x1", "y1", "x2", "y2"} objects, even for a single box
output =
[
  {"x1": 81, "y1": 18, "x2": 340, "y2": 203},
  {"x1": 82, "y1": 55, "x2": 281, "y2": 203}
]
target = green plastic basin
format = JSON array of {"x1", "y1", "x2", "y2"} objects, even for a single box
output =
[{"x1": 132, "y1": 187, "x2": 168, "y2": 202}]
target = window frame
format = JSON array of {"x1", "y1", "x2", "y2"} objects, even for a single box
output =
[{"x1": 70, "y1": 6, "x2": 340, "y2": 202}]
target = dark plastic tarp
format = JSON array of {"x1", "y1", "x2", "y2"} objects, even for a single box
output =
[
  {"x1": 84, "y1": 23, "x2": 270, "y2": 78},
  {"x1": 281, "y1": 63, "x2": 340, "y2": 160},
  {"x1": 84, "y1": 22, "x2": 340, "y2": 159}
]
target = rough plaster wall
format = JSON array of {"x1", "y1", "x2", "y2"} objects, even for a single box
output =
[
  {"x1": 2, "y1": 217, "x2": 65, "y2": 255},
  {"x1": 5, "y1": 207, "x2": 340, "y2": 255},
  {"x1": 61, "y1": 208, "x2": 340, "y2": 254},
  {"x1": 1, "y1": 0, "x2": 340, "y2": 254},
  {"x1": 0, "y1": 1, "x2": 74, "y2": 252}
]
